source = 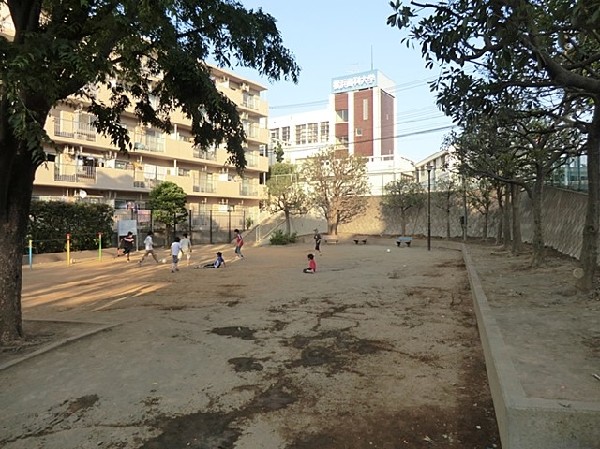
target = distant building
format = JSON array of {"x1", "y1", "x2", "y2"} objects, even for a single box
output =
[{"x1": 269, "y1": 70, "x2": 414, "y2": 195}]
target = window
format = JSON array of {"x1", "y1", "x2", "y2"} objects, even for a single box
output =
[
  {"x1": 307, "y1": 123, "x2": 318, "y2": 144},
  {"x1": 295, "y1": 124, "x2": 307, "y2": 145},
  {"x1": 355, "y1": 128, "x2": 363, "y2": 136},
  {"x1": 363, "y1": 99, "x2": 369, "y2": 120},
  {"x1": 320, "y1": 122, "x2": 329, "y2": 142},
  {"x1": 336, "y1": 109, "x2": 349, "y2": 122},
  {"x1": 281, "y1": 126, "x2": 290, "y2": 142}
]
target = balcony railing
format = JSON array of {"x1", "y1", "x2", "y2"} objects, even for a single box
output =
[
  {"x1": 132, "y1": 135, "x2": 165, "y2": 153},
  {"x1": 239, "y1": 185, "x2": 258, "y2": 196},
  {"x1": 54, "y1": 165, "x2": 97, "y2": 182},
  {"x1": 193, "y1": 149, "x2": 217, "y2": 160},
  {"x1": 53, "y1": 118, "x2": 97, "y2": 142},
  {"x1": 193, "y1": 183, "x2": 216, "y2": 193}
]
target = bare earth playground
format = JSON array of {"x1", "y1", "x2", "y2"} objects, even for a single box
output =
[{"x1": 1, "y1": 237, "x2": 598, "y2": 449}]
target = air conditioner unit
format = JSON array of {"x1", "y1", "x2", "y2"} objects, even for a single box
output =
[
  {"x1": 240, "y1": 112, "x2": 248, "y2": 120},
  {"x1": 241, "y1": 83, "x2": 249, "y2": 92}
]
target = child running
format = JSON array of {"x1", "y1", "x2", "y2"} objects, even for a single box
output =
[
  {"x1": 233, "y1": 229, "x2": 244, "y2": 259},
  {"x1": 179, "y1": 233, "x2": 192, "y2": 265},
  {"x1": 303, "y1": 253, "x2": 317, "y2": 273},
  {"x1": 138, "y1": 231, "x2": 159, "y2": 265},
  {"x1": 118, "y1": 231, "x2": 135, "y2": 262},
  {"x1": 170, "y1": 237, "x2": 181, "y2": 273}
]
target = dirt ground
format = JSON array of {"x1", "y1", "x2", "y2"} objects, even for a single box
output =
[{"x1": 5, "y1": 236, "x2": 593, "y2": 449}]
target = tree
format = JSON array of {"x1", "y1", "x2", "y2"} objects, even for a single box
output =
[
  {"x1": 148, "y1": 181, "x2": 188, "y2": 242},
  {"x1": 432, "y1": 178, "x2": 458, "y2": 239},
  {"x1": 465, "y1": 178, "x2": 496, "y2": 241},
  {"x1": 0, "y1": 1, "x2": 299, "y2": 343},
  {"x1": 381, "y1": 178, "x2": 425, "y2": 236},
  {"x1": 274, "y1": 143, "x2": 285, "y2": 163},
  {"x1": 266, "y1": 163, "x2": 308, "y2": 235},
  {"x1": 388, "y1": 0, "x2": 600, "y2": 288},
  {"x1": 302, "y1": 147, "x2": 370, "y2": 235},
  {"x1": 451, "y1": 107, "x2": 583, "y2": 264}
]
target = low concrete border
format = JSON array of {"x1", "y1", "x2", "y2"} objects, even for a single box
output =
[
  {"x1": 461, "y1": 244, "x2": 600, "y2": 449},
  {"x1": 0, "y1": 320, "x2": 119, "y2": 371}
]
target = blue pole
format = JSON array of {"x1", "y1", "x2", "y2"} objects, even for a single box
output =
[{"x1": 28, "y1": 239, "x2": 33, "y2": 269}]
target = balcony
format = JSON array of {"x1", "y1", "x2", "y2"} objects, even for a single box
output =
[
  {"x1": 192, "y1": 183, "x2": 217, "y2": 194},
  {"x1": 35, "y1": 162, "x2": 145, "y2": 191},
  {"x1": 192, "y1": 148, "x2": 218, "y2": 161},
  {"x1": 239, "y1": 184, "x2": 259, "y2": 197}
]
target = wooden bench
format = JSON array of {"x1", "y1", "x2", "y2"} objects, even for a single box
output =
[
  {"x1": 396, "y1": 236, "x2": 413, "y2": 247},
  {"x1": 353, "y1": 239, "x2": 367, "y2": 245}
]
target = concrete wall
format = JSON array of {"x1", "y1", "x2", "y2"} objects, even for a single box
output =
[{"x1": 331, "y1": 186, "x2": 587, "y2": 260}]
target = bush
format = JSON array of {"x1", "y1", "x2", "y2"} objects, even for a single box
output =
[
  {"x1": 28, "y1": 201, "x2": 115, "y2": 253},
  {"x1": 269, "y1": 230, "x2": 297, "y2": 245}
]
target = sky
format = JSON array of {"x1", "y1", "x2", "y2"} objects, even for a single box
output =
[{"x1": 229, "y1": 0, "x2": 456, "y2": 163}]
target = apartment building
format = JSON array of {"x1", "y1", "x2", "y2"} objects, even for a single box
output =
[
  {"x1": 269, "y1": 69, "x2": 414, "y2": 195},
  {"x1": 33, "y1": 65, "x2": 270, "y2": 225}
]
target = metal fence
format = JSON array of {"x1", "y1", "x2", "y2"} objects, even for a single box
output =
[{"x1": 113, "y1": 208, "x2": 247, "y2": 247}]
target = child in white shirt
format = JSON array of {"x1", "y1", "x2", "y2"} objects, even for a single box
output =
[{"x1": 170, "y1": 237, "x2": 181, "y2": 273}]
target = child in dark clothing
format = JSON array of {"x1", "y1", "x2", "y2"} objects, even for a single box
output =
[{"x1": 201, "y1": 252, "x2": 225, "y2": 268}]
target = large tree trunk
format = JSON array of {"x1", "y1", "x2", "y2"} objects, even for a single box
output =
[
  {"x1": 400, "y1": 209, "x2": 407, "y2": 235},
  {"x1": 511, "y1": 184, "x2": 522, "y2": 254},
  {"x1": 0, "y1": 146, "x2": 36, "y2": 343},
  {"x1": 530, "y1": 171, "x2": 545, "y2": 268},
  {"x1": 445, "y1": 203, "x2": 451, "y2": 239},
  {"x1": 502, "y1": 186, "x2": 511, "y2": 249},
  {"x1": 496, "y1": 186, "x2": 504, "y2": 245},
  {"x1": 578, "y1": 104, "x2": 600, "y2": 291},
  {"x1": 284, "y1": 209, "x2": 291, "y2": 235},
  {"x1": 483, "y1": 210, "x2": 488, "y2": 240}
]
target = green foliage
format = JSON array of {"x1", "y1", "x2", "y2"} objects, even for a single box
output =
[
  {"x1": 269, "y1": 230, "x2": 297, "y2": 245},
  {"x1": 148, "y1": 181, "x2": 188, "y2": 229},
  {"x1": 1, "y1": 1, "x2": 300, "y2": 174},
  {"x1": 27, "y1": 201, "x2": 114, "y2": 253},
  {"x1": 274, "y1": 143, "x2": 285, "y2": 163}
]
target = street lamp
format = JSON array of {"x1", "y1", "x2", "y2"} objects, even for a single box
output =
[
  {"x1": 227, "y1": 205, "x2": 235, "y2": 242},
  {"x1": 426, "y1": 165, "x2": 433, "y2": 251}
]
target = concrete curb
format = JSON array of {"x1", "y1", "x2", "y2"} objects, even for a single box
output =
[
  {"x1": 0, "y1": 320, "x2": 119, "y2": 371},
  {"x1": 461, "y1": 244, "x2": 600, "y2": 449}
]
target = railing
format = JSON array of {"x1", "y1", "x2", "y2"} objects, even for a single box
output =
[
  {"x1": 132, "y1": 135, "x2": 165, "y2": 153},
  {"x1": 53, "y1": 118, "x2": 97, "y2": 141},
  {"x1": 193, "y1": 149, "x2": 217, "y2": 160},
  {"x1": 54, "y1": 165, "x2": 97, "y2": 183},
  {"x1": 239, "y1": 185, "x2": 258, "y2": 196},
  {"x1": 193, "y1": 183, "x2": 216, "y2": 193}
]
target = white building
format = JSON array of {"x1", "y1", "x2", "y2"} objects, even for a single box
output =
[{"x1": 269, "y1": 70, "x2": 415, "y2": 195}]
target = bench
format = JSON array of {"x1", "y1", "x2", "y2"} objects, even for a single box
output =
[
  {"x1": 353, "y1": 239, "x2": 367, "y2": 245},
  {"x1": 324, "y1": 238, "x2": 338, "y2": 244},
  {"x1": 396, "y1": 236, "x2": 412, "y2": 247}
]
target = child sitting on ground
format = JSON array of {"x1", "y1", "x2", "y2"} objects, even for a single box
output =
[
  {"x1": 200, "y1": 251, "x2": 225, "y2": 268},
  {"x1": 303, "y1": 253, "x2": 316, "y2": 273}
]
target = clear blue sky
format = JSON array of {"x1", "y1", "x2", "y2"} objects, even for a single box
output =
[{"x1": 231, "y1": 0, "x2": 455, "y2": 163}]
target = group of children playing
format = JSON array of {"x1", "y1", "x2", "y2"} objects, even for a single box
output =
[{"x1": 119, "y1": 227, "x2": 317, "y2": 274}]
